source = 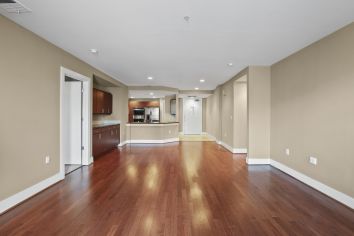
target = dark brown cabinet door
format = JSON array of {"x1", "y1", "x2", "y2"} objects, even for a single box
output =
[
  {"x1": 92, "y1": 132, "x2": 102, "y2": 157},
  {"x1": 93, "y1": 89, "x2": 112, "y2": 114},
  {"x1": 105, "y1": 93, "x2": 113, "y2": 114},
  {"x1": 93, "y1": 125, "x2": 120, "y2": 158}
]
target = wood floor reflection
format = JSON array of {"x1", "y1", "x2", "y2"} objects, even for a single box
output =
[{"x1": 1, "y1": 142, "x2": 354, "y2": 235}]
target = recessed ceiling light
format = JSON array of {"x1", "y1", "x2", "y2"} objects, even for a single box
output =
[
  {"x1": 90, "y1": 49, "x2": 98, "y2": 54},
  {"x1": 184, "y1": 16, "x2": 191, "y2": 22},
  {"x1": 195, "y1": 87, "x2": 199, "y2": 90},
  {"x1": 227, "y1": 62, "x2": 233, "y2": 67},
  {"x1": 130, "y1": 96, "x2": 135, "y2": 99},
  {"x1": 200, "y1": 79, "x2": 205, "y2": 83},
  {"x1": 147, "y1": 76, "x2": 153, "y2": 80},
  {"x1": 150, "y1": 92, "x2": 154, "y2": 95}
]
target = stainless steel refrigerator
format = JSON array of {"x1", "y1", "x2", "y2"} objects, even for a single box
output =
[{"x1": 144, "y1": 107, "x2": 160, "y2": 123}]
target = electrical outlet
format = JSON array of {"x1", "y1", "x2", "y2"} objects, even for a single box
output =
[
  {"x1": 45, "y1": 156, "x2": 50, "y2": 164},
  {"x1": 285, "y1": 148, "x2": 290, "y2": 156},
  {"x1": 309, "y1": 156, "x2": 317, "y2": 165},
  {"x1": 168, "y1": 130, "x2": 171, "y2": 134},
  {"x1": 230, "y1": 115, "x2": 233, "y2": 120}
]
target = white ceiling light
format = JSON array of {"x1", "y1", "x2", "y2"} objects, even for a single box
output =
[
  {"x1": 149, "y1": 92, "x2": 154, "y2": 95},
  {"x1": 90, "y1": 48, "x2": 98, "y2": 54},
  {"x1": 184, "y1": 16, "x2": 191, "y2": 22},
  {"x1": 130, "y1": 96, "x2": 135, "y2": 99},
  {"x1": 147, "y1": 76, "x2": 153, "y2": 80},
  {"x1": 200, "y1": 79, "x2": 205, "y2": 83},
  {"x1": 227, "y1": 62, "x2": 233, "y2": 67},
  {"x1": 195, "y1": 87, "x2": 199, "y2": 90},
  {"x1": 152, "y1": 96, "x2": 156, "y2": 98}
]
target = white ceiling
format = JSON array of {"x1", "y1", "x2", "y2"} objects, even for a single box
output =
[
  {"x1": 2, "y1": 0, "x2": 354, "y2": 90},
  {"x1": 129, "y1": 90, "x2": 176, "y2": 99}
]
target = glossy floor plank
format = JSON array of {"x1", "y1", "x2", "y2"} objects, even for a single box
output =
[{"x1": 1, "y1": 142, "x2": 354, "y2": 235}]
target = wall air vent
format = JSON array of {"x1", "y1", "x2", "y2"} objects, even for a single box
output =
[{"x1": 0, "y1": 0, "x2": 32, "y2": 14}]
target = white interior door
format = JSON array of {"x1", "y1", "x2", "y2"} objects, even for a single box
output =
[
  {"x1": 183, "y1": 98, "x2": 202, "y2": 134},
  {"x1": 63, "y1": 81, "x2": 82, "y2": 165}
]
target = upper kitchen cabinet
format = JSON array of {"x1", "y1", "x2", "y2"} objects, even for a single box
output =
[{"x1": 93, "y1": 88, "x2": 112, "y2": 114}]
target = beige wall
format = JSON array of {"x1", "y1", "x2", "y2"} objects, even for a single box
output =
[
  {"x1": 271, "y1": 23, "x2": 354, "y2": 198},
  {"x1": 233, "y1": 81, "x2": 248, "y2": 149},
  {"x1": 248, "y1": 66, "x2": 271, "y2": 160},
  {"x1": 126, "y1": 124, "x2": 179, "y2": 140},
  {"x1": 220, "y1": 80, "x2": 235, "y2": 147},
  {"x1": 205, "y1": 87, "x2": 222, "y2": 140},
  {"x1": 160, "y1": 95, "x2": 177, "y2": 123},
  {"x1": 0, "y1": 16, "x2": 128, "y2": 201},
  {"x1": 178, "y1": 98, "x2": 183, "y2": 132},
  {"x1": 93, "y1": 85, "x2": 128, "y2": 143},
  {"x1": 202, "y1": 98, "x2": 207, "y2": 132}
]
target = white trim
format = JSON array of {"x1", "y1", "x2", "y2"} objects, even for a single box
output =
[
  {"x1": 219, "y1": 141, "x2": 248, "y2": 154},
  {"x1": 219, "y1": 141, "x2": 234, "y2": 153},
  {"x1": 60, "y1": 67, "x2": 92, "y2": 178},
  {"x1": 118, "y1": 140, "x2": 128, "y2": 147},
  {"x1": 126, "y1": 138, "x2": 179, "y2": 144},
  {"x1": 0, "y1": 173, "x2": 63, "y2": 214},
  {"x1": 206, "y1": 133, "x2": 217, "y2": 141},
  {"x1": 233, "y1": 148, "x2": 247, "y2": 154},
  {"x1": 270, "y1": 159, "x2": 354, "y2": 209},
  {"x1": 246, "y1": 158, "x2": 270, "y2": 165}
]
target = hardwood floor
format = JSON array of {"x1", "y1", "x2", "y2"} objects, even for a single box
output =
[{"x1": 1, "y1": 142, "x2": 354, "y2": 235}]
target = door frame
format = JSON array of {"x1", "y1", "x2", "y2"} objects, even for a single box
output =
[{"x1": 60, "y1": 67, "x2": 92, "y2": 179}]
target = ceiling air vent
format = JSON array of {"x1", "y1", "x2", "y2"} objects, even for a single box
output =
[{"x1": 0, "y1": 0, "x2": 31, "y2": 14}]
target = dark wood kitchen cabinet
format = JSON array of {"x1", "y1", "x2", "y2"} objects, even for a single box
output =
[
  {"x1": 93, "y1": 88, "x2": 112, "y2": 114},
  {"x1": 93, "y1": 124, "x2": 120, "y2": 158}
]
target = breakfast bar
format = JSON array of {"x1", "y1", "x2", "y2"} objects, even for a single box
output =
[{"x1": 126, "y1": 122, "x2": 179, "y2": 144}]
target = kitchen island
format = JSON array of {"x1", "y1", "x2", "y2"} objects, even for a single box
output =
[{"x1": 126, "y1": 122, "x2": 179, "y2": 144}]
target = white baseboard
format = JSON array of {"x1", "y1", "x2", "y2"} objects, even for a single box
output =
[
  {"x1": 246, "y1": 158, "x2": 270, "y2": 165},
  {"x1": 233, "y1": 148, "x2": 247, "y2": 154},
  {"x1": 0, "y1": 172, "x2": 63, "y2": 214},
  {"x1": 219, "y1": 141, "x2": 233, "y2": 153},
  {"x1": 118, "y1": 140, "x2": 128, "y2": 147},
  {"x1": 206, "y1": 133, "x2": 216, "y2": 141},
  {"x1": 219, "y1": 141, "x2": 248, "y2": 154},
  {"x1": 126, "y1": 138, "x2": 179, "y2": 144},
  {"x1": 270, "y1": 159, "x2": 354, "y2": 210}
]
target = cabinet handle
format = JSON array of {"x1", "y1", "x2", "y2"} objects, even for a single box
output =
[
  {"x1": 102, "y1": 108, "x2": 104, "y2": 113},
  {"x1": 99, "y1": 133, "x2": 101, "y2": 139}
]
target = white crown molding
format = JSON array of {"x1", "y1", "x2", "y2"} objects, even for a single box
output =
[{"x1": 0, "y1": 173, "x2": 63, "y2": 214}]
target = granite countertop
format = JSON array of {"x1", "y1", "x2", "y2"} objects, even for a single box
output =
[{"x1": 92, "y1": 120, "x2": 120, "y2": 128}]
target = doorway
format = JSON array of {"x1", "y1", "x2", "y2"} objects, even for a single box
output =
[
  {"x1": 183, "y1": 97, "x2": 202, "y2": 135},
  {"x1": 63, "y1": 76, "x2": 83, "y2": 174},
  {"x1": 60, "y1": 67, "x2": 91, "y2": 179}
]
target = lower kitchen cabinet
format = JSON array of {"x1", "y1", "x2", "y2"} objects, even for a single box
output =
[{"x1": 93, "y1": 124, "x2": 120, "y2": 158}]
